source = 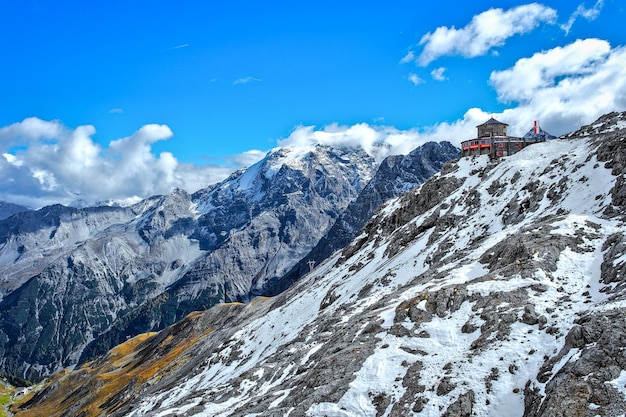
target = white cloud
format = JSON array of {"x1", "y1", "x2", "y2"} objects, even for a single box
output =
[
  {"x1": 409, "y1": 3, "x2": 557, "y2": 66},
  {"x1": 408, "y1": 73, "x2": 424, "y2": 86},
  {"x1": 268, "y1": 106, "x2": 504, "y2": 166},
  {"x1": 108, "y1": 108, "x2": 124, "y2": 114},
  {"x1": 0, "y1": 120, "x2": 246, "y2": 208},
  {"x1": 224, "y1": 149, "x2": 266, "y2": 167},
  {"x1": 561, "y1": 0, "x2": 604, "y2": 35},
  {"x1": 488, "y1": 38, "x2": 626, "y2": 135},
  {"x1": 278, "y1": 124, "x2": 392, "y2": 161},
  {"x1": 233, "y1": 76, "x2": 262, "y2": 85},
  {"x1": 489, "y1": 38, "x2": 611, "y2": 102},
  {"x1": 431, "y1": 67, "x2": 448, "y2": 81},
  {"x1": 396, "y1": 38, "x2": 626, "y2": 145},
  {"x1": 0, "y1": 117, "x2": 64, "y2": 146},
  {"x1": 2, "y1": 153, "x2": 20, "y2": 166},
  {"x1": 400, "y1": 50, "x2": 415, "y2": 64},
  {"x1": 276, "y1": 118, "x2": 476, "y2": 163}
]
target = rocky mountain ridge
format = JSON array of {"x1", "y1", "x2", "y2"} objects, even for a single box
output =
[
  {"x1": 0, "y1": 201, "x2": 30, "y2": 221},
  {"x1": 10, "y1": 111, "x2": 626, "y2": 417}
]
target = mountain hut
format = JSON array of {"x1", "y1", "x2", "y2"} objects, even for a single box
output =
[{"x1": 461, "y1": 118, "x2": 554, "y2": 158}]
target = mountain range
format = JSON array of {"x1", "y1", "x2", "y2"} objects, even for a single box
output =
[
  {"x1": 0, "y1": 141, "x2": 458, "y2": 382},
  {"x1": 8, "y1": 111, "x2": 626, "y2": 417}
]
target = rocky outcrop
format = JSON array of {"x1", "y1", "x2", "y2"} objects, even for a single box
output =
[
  {"x1": 262, "y1": 141, "x2": 459, "y2": 295},
  {"x1": 525, "y1": 310, "x2": 626, "y2": 417}
]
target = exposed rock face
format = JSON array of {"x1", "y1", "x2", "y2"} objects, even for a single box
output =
[
  {"x1": 0, "y1": 195, "x2": 197, "y2": 379},
  {"x1": 11, "y1": 112, "x2": 626, "y2": 417},
  {"x1": 263, "y1": 141, "x2": 460, "y2": 295},
  {"x1": 78, "y1": 145, "x2": 380, "y2": 365},
  {"x1": 525, "y1": 310, "x2": 626, "y2": 417}
]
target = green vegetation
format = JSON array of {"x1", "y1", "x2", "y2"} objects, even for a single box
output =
[
  {"x1": 0, "y1": 372, "x2": 31, "y2": 388},
  {"x1": 0, "y1": 388, "x2": 14, "y2": 417}
]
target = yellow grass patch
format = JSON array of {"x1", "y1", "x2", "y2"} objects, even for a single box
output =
[{"x1": 12, "y1": 328, "x2": 203, "y2": 417}]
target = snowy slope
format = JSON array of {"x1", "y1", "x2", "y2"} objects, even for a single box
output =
[{"x1": 14, "y1": 112, "x2": 626, "y2": 417}]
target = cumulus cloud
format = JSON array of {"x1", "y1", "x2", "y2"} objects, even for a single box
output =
[
  {"x1": 278, "y1": 124, "x2": 384, "y2": 156},
  {"x1": 224, "y1": 149, "x2": 266, "y2": 167},
  {"x1": 405, "y1": 3, "x2": 557, "y2": 66},
  {"x1": 561, "y1": 0, "x2": 604, "y2": 35},
  {"x1": 278, "y1": 37, "x2": 626, "y2": 164},
  {"x1": 0, "y1": 120, "x2": 244, "y2": 208},
  {"x1": 489, "y1": 38, "x2": 626, "y2": 135},
  {"x1": 275, "y1": 112, "x2": 487, "y2": 163},
  {"x1": 0, "y1": 117, "x2": 64, "y2": 145},
  {"x1": 431, "y1": 67, "x2": 448, "y2": 81},
  {"x1": 408, "y1": 73, "x2": 424, "y2": 86},
  {"x1": 395, "y1": 38, "x2": 624, "y2": 143},
  {"x1": 396, "y1": 38, "x2": 626, "y2": 144},
  {"x1": 399, "y1": 50, "x2": 415, "y2": 64}
]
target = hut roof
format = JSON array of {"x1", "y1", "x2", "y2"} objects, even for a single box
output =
[{"x1": 477, "y1": 117, "x2": 508, "y2": 127}]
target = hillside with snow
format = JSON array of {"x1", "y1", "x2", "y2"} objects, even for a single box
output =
[{"x1": 11, "y1": 111, "x2": 626, "y2": 416}]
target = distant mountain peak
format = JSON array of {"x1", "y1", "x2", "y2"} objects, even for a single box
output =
[
  {"x1": 0, "y1": 142, "x2": 395, "y2": 381},
  {"x1": 0, "y1": 201, "x2": 31, "y2": 221},
  {"x1": 522, "y1": 123, "x2": 556, "y2": 140}
]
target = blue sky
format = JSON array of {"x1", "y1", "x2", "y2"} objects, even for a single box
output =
[{"x1": 1, "y1": 0, "x2": 625, "y2": 207}]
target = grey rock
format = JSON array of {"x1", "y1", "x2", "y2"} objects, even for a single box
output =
[
  {"x1": 271, "y1": 141, "x2": 459, "y2": 294},
  {"x1": 528, "y1": 309, "x2": 626, "y2": 416},
  {"x1": 522, "y1": 304, "x2": 540, "y2": 325},
  {"x1": 442, "y1": 390, "x2": 474, "y2": 417},
  {"x1": 437, "y1": 376, "x2": 457, "y2": 396}
]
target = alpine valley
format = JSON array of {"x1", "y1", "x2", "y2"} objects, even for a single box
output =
[{"x1": 6, "y1": 112, "x2": 626, "y2": 417}]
